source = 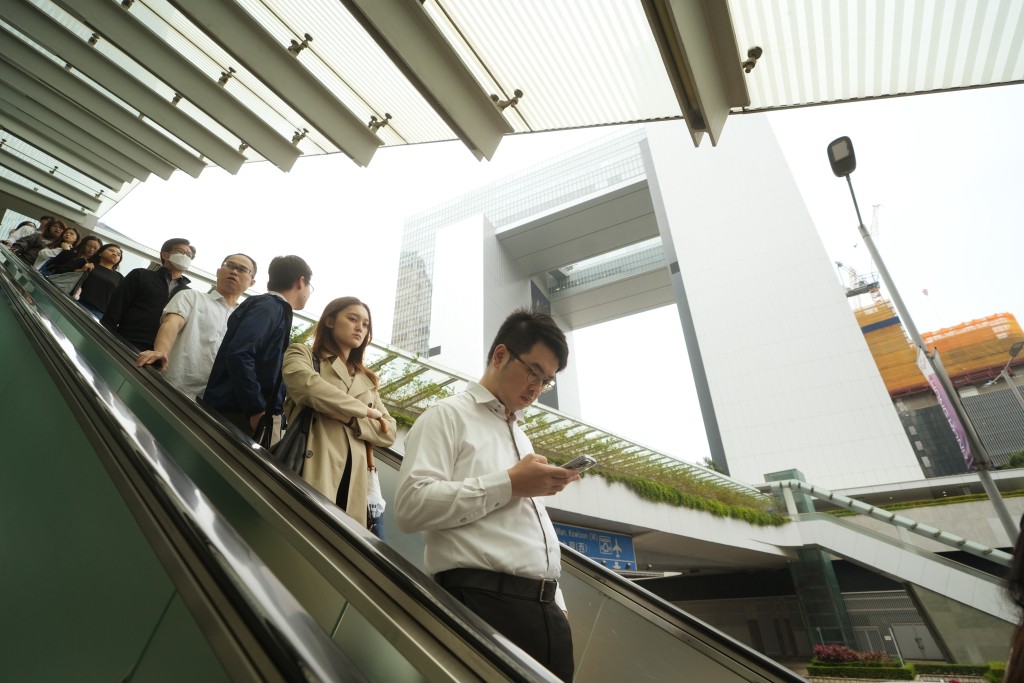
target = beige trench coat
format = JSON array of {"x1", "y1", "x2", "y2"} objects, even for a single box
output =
[{"x1": 281, "y1": 343, "x2": 397, "y2": 524}]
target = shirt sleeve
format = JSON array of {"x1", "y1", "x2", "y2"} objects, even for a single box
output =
[
  {"x1": 394, "y1": 404, "x2": 512, "y2": 533},
  {"x1": 162, "y1": 289, "x2": 196, "y2": 325}
]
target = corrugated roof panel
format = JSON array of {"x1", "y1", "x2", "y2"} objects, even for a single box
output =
[
  {"x1": 426, "y1": 0, "x2": 679, "y2": 131},
  {"x1": 135, "y1": 0, "x2": 334, "y2": 156},
  {"x1": 234, "y1": 0, "x2": 455, "y2": 146},
  {"x1": 730, "y1": 0, "x2": 1024, "y2": 112}
]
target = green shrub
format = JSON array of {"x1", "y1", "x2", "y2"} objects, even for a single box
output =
[
  {"x1": 807, "y1": 664, "x2": 914, "y2": 679},
  {"x1": 914, "y1": 662, "x2": 988, "y2": 675},
  {"x1": 986, "y1": 660, "x2": 1006, "y2": 683}
]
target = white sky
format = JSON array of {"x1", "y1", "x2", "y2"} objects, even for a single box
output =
[{"x1": 102, "y1": 84, "x2": 1024, "y2": 465}]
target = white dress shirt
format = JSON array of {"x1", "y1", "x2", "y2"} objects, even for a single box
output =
[
  {"x1": 162, "y1": 289, "x2": 237, "y2": 398},
  {"x1": 395, "y1": 381, "x2": 565, "y2": 609}
]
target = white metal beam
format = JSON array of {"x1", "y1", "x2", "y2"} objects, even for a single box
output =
[
  {"x1": 57, "y1": 0, "x2": 300, "y2": 171},
  {"x1": 0, "y1": 103, "x2": 134, "y2": 189},
  {"x1": 0, "y1": 182, "x2": 92, "y2": 227},
  {"x1": 0, "y1": 147, "x2": 101, "y2": 213},
  {"x1": 0, "y1": 0, "x2": 245, "y2": 173},
  {"x1": 0, "y1": 62, "x2": 175, "y2": 180},
  {"x1": 0, "y1": 28, "x2": 205, "y2": 178},
  {"x1": 341, "y1": 0, "x2": 513, "y2": 160},
  {"x1": 0, "y1": 84, "x2": 154, "y2": 181},
  {"x1": 167, "y1": 0, "x2": 382, "y2": 167},
  {"x1": 641, "y1": 0, "x2": 749, "y2": 145}
]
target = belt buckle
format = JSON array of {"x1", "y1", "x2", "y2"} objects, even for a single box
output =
[{"x1": 538, "y1": 579, "x2": 556, "y2": 603}]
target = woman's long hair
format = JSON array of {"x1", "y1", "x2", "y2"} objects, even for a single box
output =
[
  {"x1": 311, "y1": 296, "x2": 378, "y2": 387},
  {"x1": 91, "y1": 243, "x2": 123, "y2": 271},
  {"x1": 75, "y1": 236, "x2": 102, "y2": 258},
  {"x1": 46, "y1": 225, "x2": 77, "y2": 249}
]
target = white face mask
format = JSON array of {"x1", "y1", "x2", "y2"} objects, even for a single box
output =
[{"x1": 168, "y1": 252, "x2": 192, "y2": 271}]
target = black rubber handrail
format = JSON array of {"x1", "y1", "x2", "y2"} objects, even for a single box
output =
[
  {"x1": 1, "y1": 250, "x2": 367, "y2": 682},
  {"x1": 1, "y1": 247, "x2": 558, "y2": 683}
]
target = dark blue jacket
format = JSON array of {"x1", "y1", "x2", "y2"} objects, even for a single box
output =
[{"x1": 203, "y1": 293, "x2": 293, "y2": 417}]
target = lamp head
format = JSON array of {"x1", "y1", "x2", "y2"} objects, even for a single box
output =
[
  {"x1": 1010, "y1": 341, "x2": 1024, "y2": 359},
  {"x1": 827, "y1": 136, "x2": 857, "y2": 177}
]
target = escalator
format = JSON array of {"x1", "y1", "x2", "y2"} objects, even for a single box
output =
[{"x1": 0, "y1": 247, "x2": 805, "y2": 682}]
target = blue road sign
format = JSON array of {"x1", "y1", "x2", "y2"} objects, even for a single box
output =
[{"x1": 553, "y1": 523, "x2": 636, "y2": 571}]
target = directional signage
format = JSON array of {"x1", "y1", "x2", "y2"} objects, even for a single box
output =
[{"x1": 553, "y1": 523, "x2": 636, "y2": 571}]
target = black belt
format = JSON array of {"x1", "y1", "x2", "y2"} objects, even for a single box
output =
[{"x1": 435, "y1": 568, "x2": 557, "y2": 604}]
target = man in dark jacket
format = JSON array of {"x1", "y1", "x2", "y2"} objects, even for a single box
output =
[
  {"x1": 202, "y1": 255, "x2": 312, "y2": 442},
  {"x1": 101, "y1": 237, "x2": 194, "y2": 351}
]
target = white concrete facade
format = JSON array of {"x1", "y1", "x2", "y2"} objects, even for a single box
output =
[{"x1": 643, "y1": 118, "x2": 922, "y2": 489}]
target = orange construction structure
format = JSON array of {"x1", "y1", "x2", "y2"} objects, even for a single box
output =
[{"x1": 854, "y1": 301, "x2": 1024, "y2": 397}]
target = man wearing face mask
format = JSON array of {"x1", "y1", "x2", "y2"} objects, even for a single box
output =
[{"x1": 102, "y1": 237, "x2": 195, "y2": 352}]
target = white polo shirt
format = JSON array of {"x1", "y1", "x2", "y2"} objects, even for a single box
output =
[{"x1": 162, "y1": 289, "x2": 238, "y2": 399}]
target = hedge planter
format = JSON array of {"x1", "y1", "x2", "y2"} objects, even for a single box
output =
[{"x1": 807, "y1": 664, "x2": 915, "y2": 680}]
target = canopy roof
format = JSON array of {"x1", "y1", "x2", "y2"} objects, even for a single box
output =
[{"x1": 1, "y1": 0, "x2": 1021, "y2": 226}]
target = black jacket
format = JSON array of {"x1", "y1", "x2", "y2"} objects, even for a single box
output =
[{"x1": 101, "y1": 266, "x2": 191, "y2": 351}]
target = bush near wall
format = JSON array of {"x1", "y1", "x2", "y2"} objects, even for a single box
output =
[
  {"x1": 806, "y1": 664, "x2": 914, "y2": 679},
  {"x1": 985, "y1": 661, "x2": 1006, "y2": 683},
  {"x1": 914, "y1": 662, "x2": 989, "y2": 676}
]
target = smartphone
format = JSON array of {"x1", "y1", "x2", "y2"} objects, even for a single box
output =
[{"x1": 561, "y1": 455, "x2": 597, "y2": 473}]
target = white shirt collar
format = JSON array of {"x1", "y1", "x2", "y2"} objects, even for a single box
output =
[{"x1": 466, "y1": 381, "x2": 525, "y2": 422}]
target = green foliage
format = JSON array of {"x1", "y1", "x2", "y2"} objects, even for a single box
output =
[
  {"x1": 986, "y1": 661, "x2": 1007, "y2": 683},
  {"x1": 597, "y1": 472, "x2": 786, "y2": 527},
  {"x1": 1006, "y1": 450, "x2": 1024, "y2": 469},
  {"x1": 290, "y1": 323, "x2": 314, "y2": 345},
  {"x1": 806, "y1": 664, "x2": 914, "y2": 679},
  {"x1": 913, "y1": 662, "x2": 989, "y2": 675}
]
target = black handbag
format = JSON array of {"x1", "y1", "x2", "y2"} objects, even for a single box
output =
[
  {"x1": 255, "y1": 355, "x2": 320, "y2": 476},
  {"x1": 269, "y1": 406, "x2": 314, "y2": 475}
]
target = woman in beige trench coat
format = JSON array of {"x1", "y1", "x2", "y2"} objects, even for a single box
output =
[{"x1": 281, "y1": 296, "x2": 396, "y2": 525}]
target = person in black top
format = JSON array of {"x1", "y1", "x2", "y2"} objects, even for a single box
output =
[
  {"x1": 76, "y1": 244, "x2": 125, "y2": 319},
  {"x1": 101, "y1": 237, "x2": 195, "y2": 351},
  {"x1": 46, "y1": 235, "x2": 102, "y2": 274}
]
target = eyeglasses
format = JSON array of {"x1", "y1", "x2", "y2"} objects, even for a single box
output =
[
  {"x1": 304, "y1": 277, "x2": 314, "y2": 294},
  {"x1": 509, "y1": 352, "x2": 556, "y2": 393},
  {"x1": 170, "y1": 247, "x2": 192, "y2": 256},
  {"x1": 222, "y1": 261, "x2": 252, "y2": 276}
]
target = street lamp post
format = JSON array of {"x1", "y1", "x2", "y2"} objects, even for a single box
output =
[
  {"x1": 993, "y1": 341, "x2": 1024, "y2": 416},
  {"x1": 827, "y1": 136, "x2": 1020, "y2": 544}
]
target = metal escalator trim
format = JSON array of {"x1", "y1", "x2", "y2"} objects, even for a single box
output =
[
  {"x1": 558, "y1": 544, "x2": 808, "y2": 683},
  {"x1": 0, "y1": 250, "x2": 367, "y2": 682},
  {"x1": 0, "y1": 248, "x2": 559, "y2": 683}
]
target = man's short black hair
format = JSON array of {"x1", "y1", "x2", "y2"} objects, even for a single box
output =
[
  {"x1": 224, "y1": 252, "x2": 258, "y2": 277},
  {"x1": 267, "y1": 255, "x2": 311, "y2": 292},
  {"x1": 487, "y1": 308, "x2": 569, "y2": 372},
  {"x1": 160, "y1": 238, "x2": 195, "y2": 258}
]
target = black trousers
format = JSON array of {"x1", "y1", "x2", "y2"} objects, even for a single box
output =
[{"x1": 443, "y1": 582, "x2": 574, "y2": 682}]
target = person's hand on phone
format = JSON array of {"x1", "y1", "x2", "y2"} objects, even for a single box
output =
[{"x1": 508, "y1": 454, "x2": 579, "y2": 497}]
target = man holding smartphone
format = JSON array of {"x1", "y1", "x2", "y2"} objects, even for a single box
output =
[{"x1": 395, "y1": 309, "x2": 579, "y2": 682}]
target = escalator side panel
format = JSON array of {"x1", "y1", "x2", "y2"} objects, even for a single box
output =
[
  {"x1": 14, "y1": 281, "x2": 432, "y2": 680},
  {"x1": 0, "y1": 294, "x2": 228, "y2": 682},
  {"x1": 565, "y1": 572, "x2": 748, "y2": 681},
  {"x1": 126, "y1": 594, "x2": 228, "y2": 683}
]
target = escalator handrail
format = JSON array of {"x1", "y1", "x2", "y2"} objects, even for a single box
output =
[
  {"x1": 1, "y1": 248, "x2": 560, "y2": 683},
  {"x1": 1, "y1": 248, "x2": 367, "y2": 682}
]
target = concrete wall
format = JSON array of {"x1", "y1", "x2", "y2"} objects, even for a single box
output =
[{"x1": 643, "y1": 117, "x2": 923, "y2": 489}]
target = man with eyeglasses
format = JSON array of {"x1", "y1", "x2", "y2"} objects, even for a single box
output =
[
  {"x1": 102, "y1": 237, "x2": 195, "y2": 351},
  {"x1": 136, "y1": 254, "x2": 257, "y2": 399},
  {"x1": 203, "y1": 255, "x2": 313, "y2": 444},
  {"x1": 395, "y1": 308, "x2": 579, "y2": 682}
]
